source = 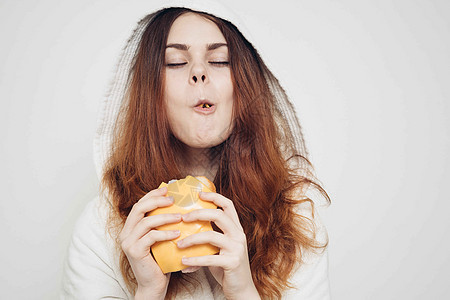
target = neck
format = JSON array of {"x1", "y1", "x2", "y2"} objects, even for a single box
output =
[{"x1": 179, "y1": 146, "x2": 218, "y2": 182}]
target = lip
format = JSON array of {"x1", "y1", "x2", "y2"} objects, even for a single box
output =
[
  {"x1": 193, "y1": 99, "x2": 216, "y2": 115},
  {"x1": 193, "y1": 103, "x2": 216, "y2": 115},
  {"x1": 193, "y1": 99, "x2": 215, "y2": 107}
]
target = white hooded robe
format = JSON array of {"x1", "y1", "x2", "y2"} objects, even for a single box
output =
[{"x1": 61, "y1": 1, "x2": 331, "y2": 299}]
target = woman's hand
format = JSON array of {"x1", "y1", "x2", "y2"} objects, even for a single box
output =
[
  {"x1": 177, "y1": 192, "x2": 261, "y2": 300},
  {"x1": 119, "y1": 186, "x2": 181, "y2": 300}
]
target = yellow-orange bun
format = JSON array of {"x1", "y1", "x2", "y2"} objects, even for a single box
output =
[{"x1": 149, "y1": 175, "x2": 219, "y2": 273}]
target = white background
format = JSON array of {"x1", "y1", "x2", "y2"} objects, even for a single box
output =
[{"x1": 1, "y1": 0, "x2": 449, "y2": 299}]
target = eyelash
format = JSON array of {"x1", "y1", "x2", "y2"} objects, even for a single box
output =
[
  {"x1": 166, "y1": 63, "x2": 187, "y2": 68},
  {"x1": 210, "y1": 61, "x2": 229, "y2": 66},
  {"x1": 165, "y1": 61, "x2": 229, "y2": 68}
]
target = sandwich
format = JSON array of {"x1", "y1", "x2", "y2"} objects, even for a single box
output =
[{"x1": 149, "y1": 175, "x2": 219, "y2": 273}]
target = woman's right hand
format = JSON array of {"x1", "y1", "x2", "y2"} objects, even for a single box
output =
[{"x1": 119, "y1": 186, "x2": 181, "y2": 299}]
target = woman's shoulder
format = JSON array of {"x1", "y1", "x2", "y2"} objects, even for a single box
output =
[
  {"x1": 73, "y1": 196, "x2": 110, "y2": 234},
  {"x1": 284, "y1": 199, "x2": 331, "y2": 299},
  {"x1": 61, "y1": 196, "x2": 130, "y2": 299},
  {"x1": 67, "y1": 196, "x2": 115, "y2": 250}
]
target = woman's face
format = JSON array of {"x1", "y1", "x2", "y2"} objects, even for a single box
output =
[{"x1": 164, "y1": 13, "x2": 234, "y2": 150}]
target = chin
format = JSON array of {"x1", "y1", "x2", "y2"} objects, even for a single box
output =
[
  {"x1": 182, "y1": 134, "x2": 226, "y2": 150},
  {"x1": 188, "y1": 139, "x2": 222, "y2": 150},
  {"x1": 175, "y1": 126, "x2": 233, "y2": 150}
]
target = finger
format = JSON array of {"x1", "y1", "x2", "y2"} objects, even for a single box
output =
[
  {"x1": 124, "y1": 229, "x2": 180, "y2": 259},
  {"x1": 121, "y1": 188, "x2": 172, "y2": 238},
  {"x1": 182, "y1": 209, "x2": 240, "y2": 236},
  {"x1": 181, "y1": 254, "x2": 235, "y2": 270},
  {"x1": 136, "y1": 186, "x2": 169, "y2": 205},
  {"x1": 121, "y1": 195, "x2": 173, "y2": 238},
  {"x1": 141, "y1": 229, "x2": 181, "y2": 248},
  {"x1": 199, "y1": 192, "x2": 242, "y2": 230},
  {"x1": 181, "y1": 266, "x2": 201, "y2": 273},
  {"x1": 129, "y1": 186, "x2": 170, "y2": 219},
  {"x1": 130, "y1": 213, "x2": 182, "y2": 241},
  {"x1": 177, "y1": 231, "x2": 227, "y2": 249}
]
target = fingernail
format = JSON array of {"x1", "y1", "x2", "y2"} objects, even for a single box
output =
[
  {"x1": 182, "y1": 257, "x2": 190, "y2": 263},
  {"x1": 159, "y1": 186, "x2": 167, "y2": 192},
  {"x1": 167, "y1": 196, "x2": 174, "y2": 202},
  {"x1": 173, "y1": 230, "x2": 180, "y2": 236},
  {"x1": 177, "y1": 240, "x2": 184, "y2": 247}
]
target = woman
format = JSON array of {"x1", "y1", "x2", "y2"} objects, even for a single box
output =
[{"x1": 62, "y1": 3, "x2": 330, "y2": 300}]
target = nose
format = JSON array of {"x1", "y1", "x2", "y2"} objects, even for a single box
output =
[
  {"x1": 192, "y1": 74, "x2": 206, "y2": 83},
  {"x1": 189, "y1": 63, "x2": 208, "y2": 85}
]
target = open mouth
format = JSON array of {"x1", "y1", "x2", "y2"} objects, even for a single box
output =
[
  {"x1": 193, "y1": 100, "x2": 215, "y2": 114},
  {"x1": 196, "y1": 103, "x2": 213, "y2": 109}
]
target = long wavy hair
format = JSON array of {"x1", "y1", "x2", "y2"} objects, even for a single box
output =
[{"x1": 102, "y1": 7, "x2": 330, "y2": 299}]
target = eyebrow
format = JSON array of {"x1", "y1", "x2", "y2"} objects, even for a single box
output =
[
  {"x1": 207, "y1": 42, "x2": 228, "y2": 51},
  {"x1": 165, "y1": 42, "x2": 228, "y2": 51}
]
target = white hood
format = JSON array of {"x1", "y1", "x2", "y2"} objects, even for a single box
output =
[{"x1": 93, "y1": 0, "x2": 309, "y2": 179}]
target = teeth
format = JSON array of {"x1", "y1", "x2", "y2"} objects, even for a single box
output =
[{"x1": 197, "y1": 103, "x2": 212, "y2": 108}]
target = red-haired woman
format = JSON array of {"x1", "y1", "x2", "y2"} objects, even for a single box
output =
[{"x1": 62, "y1": 3, "x2": 330, "y2": 300}]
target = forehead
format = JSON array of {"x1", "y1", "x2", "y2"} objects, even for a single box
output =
[{"x1": 167, "y1": 12, "x2": 226, "y2": 44}]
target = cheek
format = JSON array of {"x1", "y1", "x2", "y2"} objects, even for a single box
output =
[
  {"x1": 164, "y1": 102, "x2": 186, "y2": 137},
  {"x1": 217, "y1": 74, "x2": 234, "y2": 133},
  {"x1": 163, "y1": 94, "x2": 182, "y2": 134},
  {"x1": 216, "y1": 71, "x2": 234, "y2": 93},
  {"x1": 221, "y1": 104, "x2": 234, "y2": 137},
  {"x1": 212, "y1": 72, "x2": 234, "y2": 108},
  {"x1": 164, "y1": 78, "x2": 189, "y2": 119},
  {"x1": 164, "y1": 78, "x2": 181, "y2": 105}
]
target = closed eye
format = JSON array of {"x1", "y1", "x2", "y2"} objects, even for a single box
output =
[
  {"x1": 209, "y1": 61, "x2": 229, "y2": 66},
  {"x1": 166, "y1": 62, "x2": 187, "y2": 68}
]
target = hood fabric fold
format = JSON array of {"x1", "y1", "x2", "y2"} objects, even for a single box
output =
[{"x1": 93, "y1": 0, "x2": 309, "y2": 180}]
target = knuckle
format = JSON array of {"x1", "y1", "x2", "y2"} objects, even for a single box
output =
[
  {"x1": 235, "y1": 240, "x2": 246, "y2": 254},
  {"x1": 120, "y1": 239, "x2": 131, "y2": 253},
  {"x1": 150, "y1": 187, "x2": 165, "y2": 195},
  {"x1": 131, "y1": 201, "x2": 141, "y2": 212},
  {"x1": 215, "y1": 209, "x2": 225, "y2": 219},
  {"x1": 162, "y1": 230, "x2": 172, "y2": 238},
  {"x1": 148, "y1": 213, "x2": 174, "y2": 226},
  {"x1": 143, "y1": 190, "x2": 157, "y2": 200},
  {"x1": 228, "y1": 255, "x2": 240, "y2": 269},
  {"x1": 206, "y1": 231, "x2": 216, "y2": 239},
  {"x1": 148, "y1": 229, "x2": 158, "y2": 236},
  {"x1": 127, "y1": 247, "x2": 139, "y2": 258},
  {"x1": 146, "y1": 229, "x2": 161, "y2": 244},
  {"x1": 142, "y1": 216, "x2": 155, "y2": 228},
  {"x1": 146, "y1": 190, "x2": 157, "y2": 198},
  {"x1": 198, "y1": 231, "x2": 212, "y2": 242},
  {"x1": 222, "y1": 196, "x2": 234, "y2": 208},
  {"x1": 237, "y1": 231, "x2": 247, "y2": 244},
  {"x1": 164, "y1": 213, "x2": 177, "y2": 221}
]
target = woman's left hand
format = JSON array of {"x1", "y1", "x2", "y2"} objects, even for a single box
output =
[{"x1": 177, "y1": 192, "x2": 260, "y2": 300}]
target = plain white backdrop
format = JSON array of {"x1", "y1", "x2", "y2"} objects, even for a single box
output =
[{"x1": 1, "y1": 0, "x2": 449, "y2": 299}]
